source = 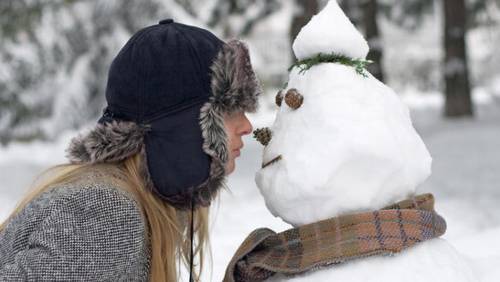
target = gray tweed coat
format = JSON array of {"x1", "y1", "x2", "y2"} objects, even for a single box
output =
[{"x1": 0, "y1": 176, "x2": 150, "y2": 281}]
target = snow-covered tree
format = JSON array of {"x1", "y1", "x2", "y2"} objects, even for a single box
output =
[
  {"x1": 0, "y1": 0, "x2": 280, "y2": 144},
  {"x1": 0, "y1": 0, "x2": 191, "y2": 144}
]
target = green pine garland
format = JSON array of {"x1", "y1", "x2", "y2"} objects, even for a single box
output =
[{"x1": 289, "y1": 52, "x2": 373, "y2": 77}]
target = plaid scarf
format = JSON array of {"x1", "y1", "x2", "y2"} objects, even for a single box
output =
[{"x1": 223, "y1": 194, "x2": 446, "y2": 282}]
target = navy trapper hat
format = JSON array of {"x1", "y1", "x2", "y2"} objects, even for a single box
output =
[{"x1": 66, "y1": 19, "x2": 262, "y2": 209}]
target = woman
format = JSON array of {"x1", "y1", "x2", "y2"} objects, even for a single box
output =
[{"x1": 0, "y1": 19, "x2": 261, "y2": 281}]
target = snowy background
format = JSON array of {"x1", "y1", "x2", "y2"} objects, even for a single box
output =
[{"x1": 1, "y1": 0, "x2": 500, "y2": 281}]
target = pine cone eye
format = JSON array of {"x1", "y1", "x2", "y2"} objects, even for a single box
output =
[
  {"x1": 285, "y1": 88, "x2": 304, "y2": 109},
  {"x1": 275, "y1": 90, "x2": 284, "y2": 107},
  {"x1": 253, "y1": 127, "x2": 272, "y2": 146}
]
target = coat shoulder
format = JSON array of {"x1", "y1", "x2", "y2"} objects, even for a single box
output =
[
  {"x1": 10, "y1": 172, "x2": 146, "y2": 230},
  {"x1": 0, "y1": 171, "x2": 150, "y2": 281}
]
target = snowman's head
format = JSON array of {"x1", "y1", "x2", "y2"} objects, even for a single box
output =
[{"x1": 255, "y1": 65, "x2": 432, "y2": 227}]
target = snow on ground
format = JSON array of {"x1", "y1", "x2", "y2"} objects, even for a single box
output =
[{"x1": 0, "y1": 93, "x2": 499, "y2": 281}]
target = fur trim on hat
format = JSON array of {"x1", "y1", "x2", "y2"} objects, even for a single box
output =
[
  {"x1": 65, "y1": 39, "x2": 261, "y2": 209},
  {"x1": 209, "y1": 39, "x2": 262, "y2": 113},
  {"x1": 66, "y1": 121, "x2": 149, "y2": 164}
]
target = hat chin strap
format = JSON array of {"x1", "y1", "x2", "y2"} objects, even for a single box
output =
[{"x1": 189, "y1": 198, "x2": 195, "y2": 282}]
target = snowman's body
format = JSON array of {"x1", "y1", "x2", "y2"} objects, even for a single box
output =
[
  {"x1": 267, "y1": 238, "x2": 476, "y2": 282},
  {"x1": 254, "y1": 1, "x2": 478, "y2": 281}
]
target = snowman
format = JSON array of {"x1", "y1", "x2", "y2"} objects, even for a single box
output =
[{"x1": 245, "y1": 1, "x2": 478, "y2": 281}]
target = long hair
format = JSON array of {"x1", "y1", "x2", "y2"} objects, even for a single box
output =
[{"x1": 0, "y1": 153, "x2": 211, "y2": 281}]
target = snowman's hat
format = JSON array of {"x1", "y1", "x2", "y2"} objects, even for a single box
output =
[{"x1": 292, "y1": 0, "x2": 369, "y2": 61}]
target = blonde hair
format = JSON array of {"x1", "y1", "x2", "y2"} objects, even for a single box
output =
[{"x1": 0, "y1": 153, "x2": 211, "y2": 281}]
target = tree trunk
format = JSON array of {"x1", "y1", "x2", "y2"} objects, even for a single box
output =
[
  {"x1": 443, "y1": 0, "x2": 473, "y2": 117},
  {"x1": 290, "y1": 0, "x2": 319, "y2": 61},
  {"x1": 362, "y1": 0, "x2": 384, "y2": 82}
]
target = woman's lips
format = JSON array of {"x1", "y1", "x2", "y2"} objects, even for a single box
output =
[
  {"x1": 233, "y1": 149, "x2": 241, "y2": 157},
  {"x1": 233, "y1": 146, "x2": 242, "y2": 158},
  {"x1": 262, "y1": 155, "x2": 282, "y2": 168}
]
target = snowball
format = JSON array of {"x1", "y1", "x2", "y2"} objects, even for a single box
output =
[{"x1": 292, "y1": 0, "x2": 369, "y2": 61}]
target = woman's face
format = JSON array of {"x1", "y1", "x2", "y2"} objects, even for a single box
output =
[{"x1": 223, "y1": 111, "x2": 253, "y2": 175}]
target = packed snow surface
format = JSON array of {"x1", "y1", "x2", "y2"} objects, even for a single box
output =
[
  {"x1": 255, "y1": 64, "x2": 432, "y2": 226},
  {"x1": 292, "y1": 0, "x2": 369, "y2": 61}
]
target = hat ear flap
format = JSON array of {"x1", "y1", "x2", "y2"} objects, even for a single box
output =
[
  {"x1": 172, "y1": 39, "x2": 263, "y2": 208},
  {"x1": 66, "y1": 121, "x2": 149, "y2": 164}
]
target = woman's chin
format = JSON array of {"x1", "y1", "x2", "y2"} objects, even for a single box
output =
[{"x1": 224, "y1": 159, "x2": 236, "y2": 175}]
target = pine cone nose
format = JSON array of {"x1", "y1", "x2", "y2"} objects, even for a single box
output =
[
  {"x1": 285, "y1": 88, "x2": 304, "y2": 109},
  {"x1": 253, "y1": 127, "x2": 272, "y2": 146}
]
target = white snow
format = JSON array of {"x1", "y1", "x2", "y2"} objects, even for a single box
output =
[
  {"x1": 292, "y1": 0, "x2": 369, "y2": 60},
  {"x1": 0, "y1": 130, "x2": 76, "y2": 166}
]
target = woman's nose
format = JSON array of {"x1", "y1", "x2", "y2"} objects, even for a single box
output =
[{"x1": 240, "y1": 114, "x2": 253, "y2": 136}]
